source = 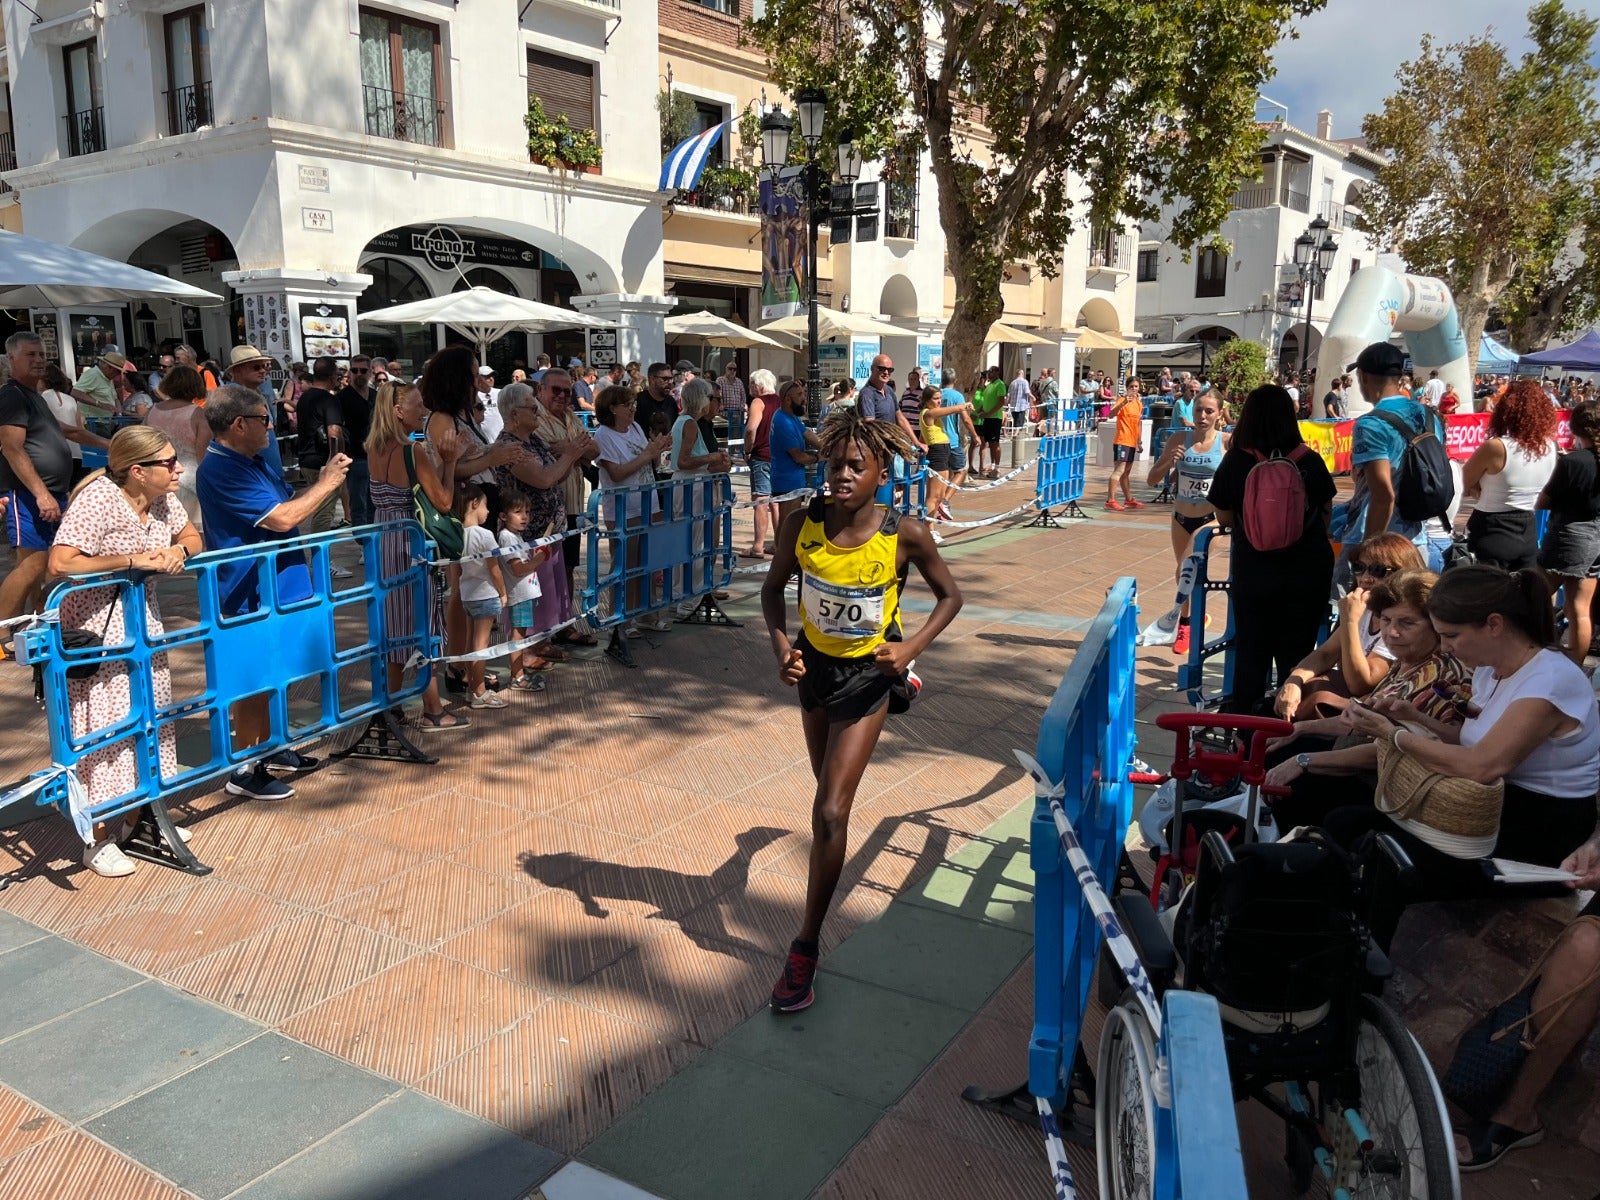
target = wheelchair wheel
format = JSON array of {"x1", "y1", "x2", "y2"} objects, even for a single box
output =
[
  {"x1": 1095, "y1": 995, "x2": 1159, "y2": 1200},
  {"x1": 1328, "y1": 995, "x2": 1459, "y2": 1200}
]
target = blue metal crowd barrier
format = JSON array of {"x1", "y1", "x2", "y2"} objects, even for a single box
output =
[
  {"x1": 1177, "y1": 526, "x2": 1235, "y2": 708},
  {"x1": 582, "y1": 474, "x2": 737, "y2": 664},
  {"x1": 970, "y1": 576, "x2": 1244, "y2": 1195},
  {"x1": 889, "y1": 467, "x2": 927, "y2": 519},
  {"x1": 1029, "y1": 403, "x2": 1089, "y2": 526},
  {"x1": 6, "y1": 521, "x2": 436, "y2": 871}
]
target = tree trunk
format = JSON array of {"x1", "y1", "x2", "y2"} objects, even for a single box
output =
[
  {"x1": 1457, "y1": 256, "x2": 1515, "y2": 376},
  {"x1": 942, "y1": 254, "x2": 1004, "y2": 400},
  {"x1": 1507, "y1": 274, "x2": 1579, "y2": 352}
]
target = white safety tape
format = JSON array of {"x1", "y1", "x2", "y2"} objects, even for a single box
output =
[
  {"x1": 927, "y1": 500, "x2": 1037, "y2": 530},
  {"x1": 1014, "y1": 749, "x2": 1164, "y2": 1033},
  {"x1": 734, "y1": 486, "x2": 813, "y2": 510},
  {"x1": 957, "y1": 460, "x2": 1037, "y2": 491},
  {"x1": 1036, "y1": 1096, "x2": 1078, "y2": 1200},
  {"x1": 0, "y1": 766, "x2": 92, "y2": 844},
  {"x1": 408, "y1": 615, "x2": 584, "y2": 668},
  {"x1": 420, "y1": 522, "x2": 584, "y2": 568},
  {"x1": 0, "y1": 608, "x2": 59, "y2": 632}
]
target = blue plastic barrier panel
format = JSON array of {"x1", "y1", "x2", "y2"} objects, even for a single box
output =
[{"x1": 583, "y1": 474, "x2": 735, "y2": 629}]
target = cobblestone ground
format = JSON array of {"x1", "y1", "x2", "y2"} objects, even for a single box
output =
[{"x1": 0, "y1": 462, "x2": 1593, "y2": 1198}]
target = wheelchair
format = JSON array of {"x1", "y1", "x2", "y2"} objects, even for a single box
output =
[{"x1": 1097, "y1": 713, "x2": 1459, "y2": 1200}]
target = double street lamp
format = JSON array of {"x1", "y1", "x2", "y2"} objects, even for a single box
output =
[
  {"x1": 1292, "y1": 214, "x2": 1339, "y2": 380},
  {"x1": 760, "y1": 88, "x2": 866, "y2": 422}
]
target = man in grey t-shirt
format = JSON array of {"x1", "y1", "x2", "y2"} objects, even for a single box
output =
[{"x1": 0, "y1": 331, "x2": 106, "y2": 626}]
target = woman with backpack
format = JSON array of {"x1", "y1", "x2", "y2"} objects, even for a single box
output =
[{"x1": 1205, "y1": 384, "x2": 1337, "y2": 712}]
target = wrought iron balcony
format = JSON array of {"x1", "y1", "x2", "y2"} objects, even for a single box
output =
[
  {"x1": 165, "y1": 81, "x2": 213, "y2": 136},
  {"x1": 1229, "y1": 182, "x2": 1311, "y2": 213},
  {"x1": 362, "y1": 84, "x2": 448, "y2": 148},
  {"x1": 64, "y1": 107, "x2": 105, "y2": 157},
  {"x1": 1088, "y1": 232, "x2": 1135, "y2": 272},
  {"x1": 0, "y1": 132, "x2": 15, "y2": 173}
]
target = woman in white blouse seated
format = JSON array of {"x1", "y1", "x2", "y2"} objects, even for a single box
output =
[{"x1": 1342, "y1": 565, "x2": 1600, "y2": 897}]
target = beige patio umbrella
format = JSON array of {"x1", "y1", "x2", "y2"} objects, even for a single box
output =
[
  {"x1": 985, "y1": 320, "x2": 1055, "y2": 346},
  {"x1": 664, "y1": 311, "x2": 785, "y2": 349},
  {"x1": 758, "y1": 305, "x2": 907, "y2": 341},
  {"x1": 1074, "y1": 327, "x2": 1135, "y2": 350}
]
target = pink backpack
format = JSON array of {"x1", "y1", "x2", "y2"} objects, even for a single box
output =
[{"x1": 1240, "y1": 445, "x2": 1313, "y2": 552}]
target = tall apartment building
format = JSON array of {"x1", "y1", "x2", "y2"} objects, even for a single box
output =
[
  {"x1": 1134, "y1": 109, "x2": 1390, "y2": 375},
  {"x1": 0, "y1": 0, "x2": 669, "y2": 377}
]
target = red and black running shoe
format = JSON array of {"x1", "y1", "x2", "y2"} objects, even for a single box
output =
[{"x1": 771, "y1": 939, "x2": 819, "y2": 1013}]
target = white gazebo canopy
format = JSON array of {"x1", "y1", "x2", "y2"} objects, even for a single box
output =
[{"x1": 359, "y1": 286, "x2": 611, "y2": 358}]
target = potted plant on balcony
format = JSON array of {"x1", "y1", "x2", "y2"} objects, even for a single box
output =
[
  {"x1": 697, "y1": 163, "x2": 758, "y2": 213},
  {"x1": 526, "y1": 97, "x2": 602, "y2": 174}
]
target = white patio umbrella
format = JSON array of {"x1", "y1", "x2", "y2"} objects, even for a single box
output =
[
  {"x1": 0, "y1": 229, "x2": 225, "y2": 307},
  {"x1": 359, "y1": 286, "x2": 612, "y2": 359},
  {"x1": 985, "y1": 321, "x2": 1054, "y2": 346},
  {"x1": 758, "y1": 305, "x2": 907, "y2": 341},
  {"x1": 664, "y1": 311, "x2": 785, "y2": 349}
]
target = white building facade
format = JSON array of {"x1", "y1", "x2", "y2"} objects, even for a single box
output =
[
  {"x1": 1134, "y1": 111, "x2": 1388, "y2": 378},
  {"x1": 1, "y1": 0, "x2": 669, "y2": 378}
]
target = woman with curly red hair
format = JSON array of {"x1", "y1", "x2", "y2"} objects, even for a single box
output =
[{"x1": 1462, "y1": 378, "x2": 1559, "y2": 570}]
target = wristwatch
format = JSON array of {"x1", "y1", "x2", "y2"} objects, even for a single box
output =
[{"x1": 1295, "y1": 753, "x2": 1312, "y2": 772}]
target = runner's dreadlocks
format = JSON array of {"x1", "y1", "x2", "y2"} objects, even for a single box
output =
[{"x1": 815, "y1": 403, "x2": 919, "y2": 470}]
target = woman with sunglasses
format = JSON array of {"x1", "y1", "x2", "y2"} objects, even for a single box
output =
[
  {"x1": 1144, "y1": 388, "x2": 1228, "y2": 655},
  {"x1": 1272, "y1": 532, "x2": 1425, "y2": 721},
  {"x1": 48, "y1": 425, "x2": 203, "y2": 877}
]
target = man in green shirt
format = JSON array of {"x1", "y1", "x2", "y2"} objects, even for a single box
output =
[{"x1": 972, "y1": 366, "x2": 1007, "y2": 478}]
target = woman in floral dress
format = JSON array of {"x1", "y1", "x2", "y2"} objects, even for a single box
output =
[{"x1": 48, "y1": 425, "x2": 202, "y2": 877}]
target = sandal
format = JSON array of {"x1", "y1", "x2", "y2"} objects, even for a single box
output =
[
  {"x1": 510, "y1": 672, "x2": 547, "y2": 692},
  {"x1": 555, "y1": 630, "x2": 599, "y2": 647},
  {"x1": 522, "y1": 656, "x2": 558, "y2": 673},
  {"x1": 1457, "y1": 1121, "x2": 1544, "y2": 1173},
  {"x1": 418, "y1": 710, "x2": 471, "y2": 732},
  {"x1": 540, "y1": 646, "x2": 570, "y2": 663}
]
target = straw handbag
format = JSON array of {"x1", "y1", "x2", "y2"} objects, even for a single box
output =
[{"x1": 1374, "y1": 735, "x2": 1504, "y2": 844}]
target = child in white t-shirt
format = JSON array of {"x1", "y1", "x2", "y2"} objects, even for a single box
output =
[
  {"x1": 497, "y1": 492, "x2": 549, "y2": 691},
  {"x1": 454, "y1": 484, "x2": 509, "y2": 709}
]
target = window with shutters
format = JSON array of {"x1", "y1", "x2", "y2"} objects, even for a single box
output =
[
  {"x1": 359, "y1": 8, "x2": 448, "y2": 148},
  {"x1": 527, "y1": 48, "x2": 596, "y2": 136}
]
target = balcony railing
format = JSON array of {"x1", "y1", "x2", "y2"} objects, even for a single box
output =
[
  {"x1": 164, "y1": 81, "x2": 213, "y2": 136},
  {"x1": 1229, "y1": 182, "x2": 1311, "y2": 213},
  {"x1": 64, "y1": 107, "x2": 105, "y2": 157},
  {"x1": 1318, "y1": 199, "x2": 1347, "y2": 230},
  {"x1": 1088, "y1": 232, "x2": 1135, "y2": 272},
  {"x1": 0, "y1": 132, "x2": 15, "y2": 173},
  {"x1": 362, "y1": 84, "x2": 448, "y2": 148}
]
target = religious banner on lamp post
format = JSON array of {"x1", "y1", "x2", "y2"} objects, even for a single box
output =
[{"x1": 760, "y1": 167, "x2": 807, "y2": 321}]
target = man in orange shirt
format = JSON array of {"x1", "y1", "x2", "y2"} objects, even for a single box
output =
[{"x1": 1105, "y1": 378, "x2": 1146, "y2": 510}]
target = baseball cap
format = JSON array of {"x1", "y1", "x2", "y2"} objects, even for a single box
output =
[
  {"x1": 566, "y1": 357, "x2": 584, "y2": 370},
  {"x1": 477, "y1": 366, "x2": 495, "y2": 377},
  {"x1": 1347, "y1": 342, "x2": 1406, "y2": 376}
]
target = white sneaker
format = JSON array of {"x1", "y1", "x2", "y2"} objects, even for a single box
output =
[
  {"x1": 470, "y1": 690, "x2": 508, "y2": 709},
  {"x1": 84, "y1": 839, "x2": 136, "y2": 877},
  {"x1": 331, "y1": 565, "x2": 354, "y2": 581}
]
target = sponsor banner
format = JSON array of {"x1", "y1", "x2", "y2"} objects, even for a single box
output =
[
  {"x1": 1297, "y1": 419, "x2": 1354, "y2": 475},
  {"x1": 1442, "y1": 411, "x2": 1573, "y2": 460}
]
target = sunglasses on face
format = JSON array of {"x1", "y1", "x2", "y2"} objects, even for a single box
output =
[
  {"x1": 236, "y1": 413, "x2": 272, "y2": 427},
  {"x1": 136, "y1": 456, "x2": 180, "y2": 471},
  {"x1": 546, "y1": 386, "x2": 573, "y2": 398},
  {"x1": 1351, "y1": 561, "x2": 1396, "y2": 579},
  {"x1": 350, "y1": 367, "x2": 370, "y2": 375}
]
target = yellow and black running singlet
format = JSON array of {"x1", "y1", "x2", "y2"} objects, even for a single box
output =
[{"x1": 796, "y1": 497, "x2": 903, "y2": 658}]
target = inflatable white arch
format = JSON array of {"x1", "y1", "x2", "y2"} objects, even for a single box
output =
[{"x1": 1315, "y1": 266, "x2": 1471, "y2": 401}]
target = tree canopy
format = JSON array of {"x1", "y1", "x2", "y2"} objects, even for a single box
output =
[
  {"x1": 1359, "y1": 0, "x2": 1600, "y2": 366},
  {"x1": 747, "y1": 0, "x2": 1323, "y2": 387}
]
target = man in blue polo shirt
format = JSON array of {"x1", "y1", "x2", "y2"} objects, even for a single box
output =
[
  {"x1": 196, "y1": 385, "x2": 350, "y2": 801},
  {"x1": 1335, "y1": 341, "x2": 1440, "y2": 586}
]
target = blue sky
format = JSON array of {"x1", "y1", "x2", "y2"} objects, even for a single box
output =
[{"x1": 1266, "y1": 0, "x2": 1600, "y2": 141}]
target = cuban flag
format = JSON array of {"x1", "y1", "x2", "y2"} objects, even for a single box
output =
[{"x1": 659, "y1": 122, "x2": 727, "y2": 192}]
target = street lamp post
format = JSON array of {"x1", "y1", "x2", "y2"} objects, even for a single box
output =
[
  {"x1": 1292, "y1": 214, "x2": 1339, "y2": 381},
  {"x1": 760, "y1": 89, "x2": 865, "y2": 424}
]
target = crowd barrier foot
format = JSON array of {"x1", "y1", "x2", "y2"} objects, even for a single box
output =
[
  {"x1": 676, "y1": 594, "x2": 742, "y2": 627},
  {"x1": 605, "y1": 626, "x2": 638, "y2": 669},
  {"x1": 333, "y1": 710, "x2": 438, "y2": 766},
  {"x1": 962, "y1": 1051, "x2": 1096, "y2": 1136},
  {"x1": 121, "y1": 802, "x2": 212, "y2": 876},
  {"x1": 1153, "y1": 483, "x2": 1174, "y2": 504}
]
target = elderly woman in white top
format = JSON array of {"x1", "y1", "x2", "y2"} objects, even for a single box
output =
[{"x1": 669, "y1": 379, "x2": 732, "y2": 613}]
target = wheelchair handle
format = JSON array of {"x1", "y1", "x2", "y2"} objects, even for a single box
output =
[{"x1": 1155, "y1": 712, "x2": 1293, "y2": 789}]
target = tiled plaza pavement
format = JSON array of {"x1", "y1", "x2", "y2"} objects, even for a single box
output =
[{"x1": 0, "y1": 463, "x2": 1594, "y2": 1198}]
